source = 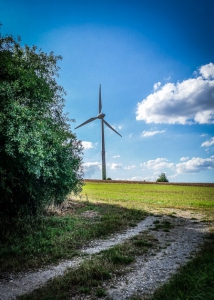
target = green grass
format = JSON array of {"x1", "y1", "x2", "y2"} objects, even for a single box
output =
[
  {"x1": 0, "y1": 199, "x2": 147, "y2": 272},
  {"x1": 149, "y1": 219, "x2": 174, "y2": 232},
  {"x1": 81, "y1": 182, "x2": 214, "y2": 219}
]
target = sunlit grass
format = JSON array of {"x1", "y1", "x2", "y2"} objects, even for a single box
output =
[{"x1": 81, "y1": 182, "x2": 214, "y2": 219}]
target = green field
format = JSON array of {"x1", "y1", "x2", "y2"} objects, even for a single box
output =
[{"x1": 81, "y1": 181, "x2": 214, "y2": 219}]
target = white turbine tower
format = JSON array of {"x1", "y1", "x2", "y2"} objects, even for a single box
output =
[{"x1": 75, "y1": 85, "x2": 122, "y2": 180}]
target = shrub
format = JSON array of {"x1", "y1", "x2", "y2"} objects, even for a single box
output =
[{"x1": 0, "y1": 35, "x2": 83, "y2": 223}]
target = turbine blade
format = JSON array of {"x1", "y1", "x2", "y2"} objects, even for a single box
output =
[
  {"x1": 99, "y1": 84, "x2": 102, "y2": 114},
  {"x1": 103, "y1": 120, "x2": 122, "y2": 137},
  {"x1": 75, "y1": 117, "x2": 98, "y2": 129}
]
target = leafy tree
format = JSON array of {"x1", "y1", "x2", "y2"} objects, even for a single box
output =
[
  {"x1": 0, "y1": 35, "x2": 83, "y2": 219},
  {"x1": 156, "y1": 173, "x2": 169, "y2": 182}
]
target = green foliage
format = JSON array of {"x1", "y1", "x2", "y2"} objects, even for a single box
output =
[
  {"x1": 156, "y1": 172, "x2": 169, "y2": 182},
  {"x1": 0, "y1": 35, "x2": 83, "y2": 223}
]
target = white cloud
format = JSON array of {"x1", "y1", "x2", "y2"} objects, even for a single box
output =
[
  {"x1": 141, "y1": 130, "x2": 165, "y2": 137},
  {"x1": 200, "y1": 62, "x2": 214, "y2": 79},
  {"x1": 113, "y1": 155, "x2": 120, "y2": 158},
  {"x1": 201, "y1": 137, "x2": 214, "y2": 147},
  {"x1": 136, "y1": 63, "x2": 214, "y2": 124},
  {"x1": 180, "y1": 157, "x2": 189, "y2": 161},
  {"x1": 153, "y1": 82, "x2": 161, "y2": 91},
  {"x1": 118, "y1": 125, "x2": 123, "y2": 130},
  {"x1": 140, "y1": 156, "x2": 214, "y2": 178},
  {"x1": 109, "y1": 163, "x2": 122, "y2": 169},
  {"x1": 82, "y1": 141, "x2": 93, "y2": 149},
  {"x1": 141, "y1": 158, "x2": 174, "y2": 171},
  {"x1": 176, "y1": 156, "x2": 214, "y2": 174},
  {"x1": 124, "y1": 165, "x2": 136, "y2": 170},
  {"x1": 164, "y1": 76, "x2": 171, "y2": 81},
  {"x1": 130, "y1": 176, "x2": 144, "y2": 181},
  {"x1": 83, "y1": 162, "x2": 101, "y2": 178}
]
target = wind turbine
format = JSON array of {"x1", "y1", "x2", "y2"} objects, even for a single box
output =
[{"x1": 75, "y1": 84, "x2": 122, "y2": 180}]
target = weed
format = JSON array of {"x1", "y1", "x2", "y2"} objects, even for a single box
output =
[
  {"x1": 150, "y1": 219, "x2": 174, "y2": 231},
  {"x1": 95, "y1": 288, "x2": 107, "y2": 297},
  {"x1": 133, "y1": 240, "x2": 153, "y2": 247},
  {"x1": 153, "y1": 220, "x2": 160, "y2": 224},
  {"x1": 79, "y1": 286, "x2": 90, "y2": 294}
]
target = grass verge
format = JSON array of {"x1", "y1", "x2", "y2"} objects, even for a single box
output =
[{"x1": 0, "y1": 199, "x2": 147, "y2": 273}]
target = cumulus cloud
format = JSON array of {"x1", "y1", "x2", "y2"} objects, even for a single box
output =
[
  {"x1": 141, "y1": 156, "x2": 214, "y2": 177},
  {"x1": 130, "y1": 176, "x2": 144, "y2": 181},
  {"x1": 201, "y1": 137, "x2": 214, "y2": 147},
  {"x1": 141, "y1": 130, "x2": 165, "y2": 137},
  {"x1": 200, "y1": 63, "x2": 214, "y2": 79},
  {"x1": 124, "y1": 165, "x2": 136, "y2": 170},
  {"x1": 136, "y1": 63, "x2": 214, "y2": 124},
  {"x1": 153, "y1": 82, "x2": 161, "y2": 91},
  {"x1": 109, "y1": 163, "x2": 122, "y2": 169},
  {"x1": 176, "y1": 156, "x2": 214, "y2": 174},
  {"x1": 180, "y1": 157, "x2": 189, "y2": 161},
  {"x1": 82, "y1": 141, "x2": 93, "y2": 149},
  {"x1": 113, "y1": 155, "x2": 120, "y2": 158},
  {"x1": 141, "y1": 158, "x2": 174, "y2": 171},
  {"x1": 83, "y1": 162, "x2": 101, "y2": 178}
]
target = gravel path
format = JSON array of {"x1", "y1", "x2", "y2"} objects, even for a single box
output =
[
  {"x1": 0, "y1": 213, "x2": 210, "y2": 300},
  {"x1": 106, "y1": 216, "x2": 208, "y2": 299}
]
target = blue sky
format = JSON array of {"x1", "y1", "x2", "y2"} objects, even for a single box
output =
[{"x1": 1, "y1": 0, "x2": 214, "y2": 182}]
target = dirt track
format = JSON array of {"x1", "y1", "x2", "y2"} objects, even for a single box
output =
[{"x1": 0, "y1": 210, "x2": 211, "y2": 300}]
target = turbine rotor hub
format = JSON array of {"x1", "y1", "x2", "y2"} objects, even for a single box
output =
[{"x1": 97, "y1": 113, "x2": 105, "y2": 119}]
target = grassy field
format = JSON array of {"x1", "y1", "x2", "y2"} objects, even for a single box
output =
[
  {"x1": 1, "y1": 181, "x2": 214, "y2": 299},
  {"x1": 81, "y1": 181, "x2": 214, "y2": 219}
]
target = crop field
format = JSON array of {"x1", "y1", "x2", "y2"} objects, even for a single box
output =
[{"x1": 81, "y1": 180, "x2": 214, "y2": 220}]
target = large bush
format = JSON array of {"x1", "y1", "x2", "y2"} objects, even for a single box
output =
[{"x1": 0, "y1": 35, "x2": 83, "y2": 219}]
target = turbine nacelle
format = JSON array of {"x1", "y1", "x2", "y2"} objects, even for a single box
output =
[{"x1": 97, "y1": 113, "x2": 105, "y2": 119}]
